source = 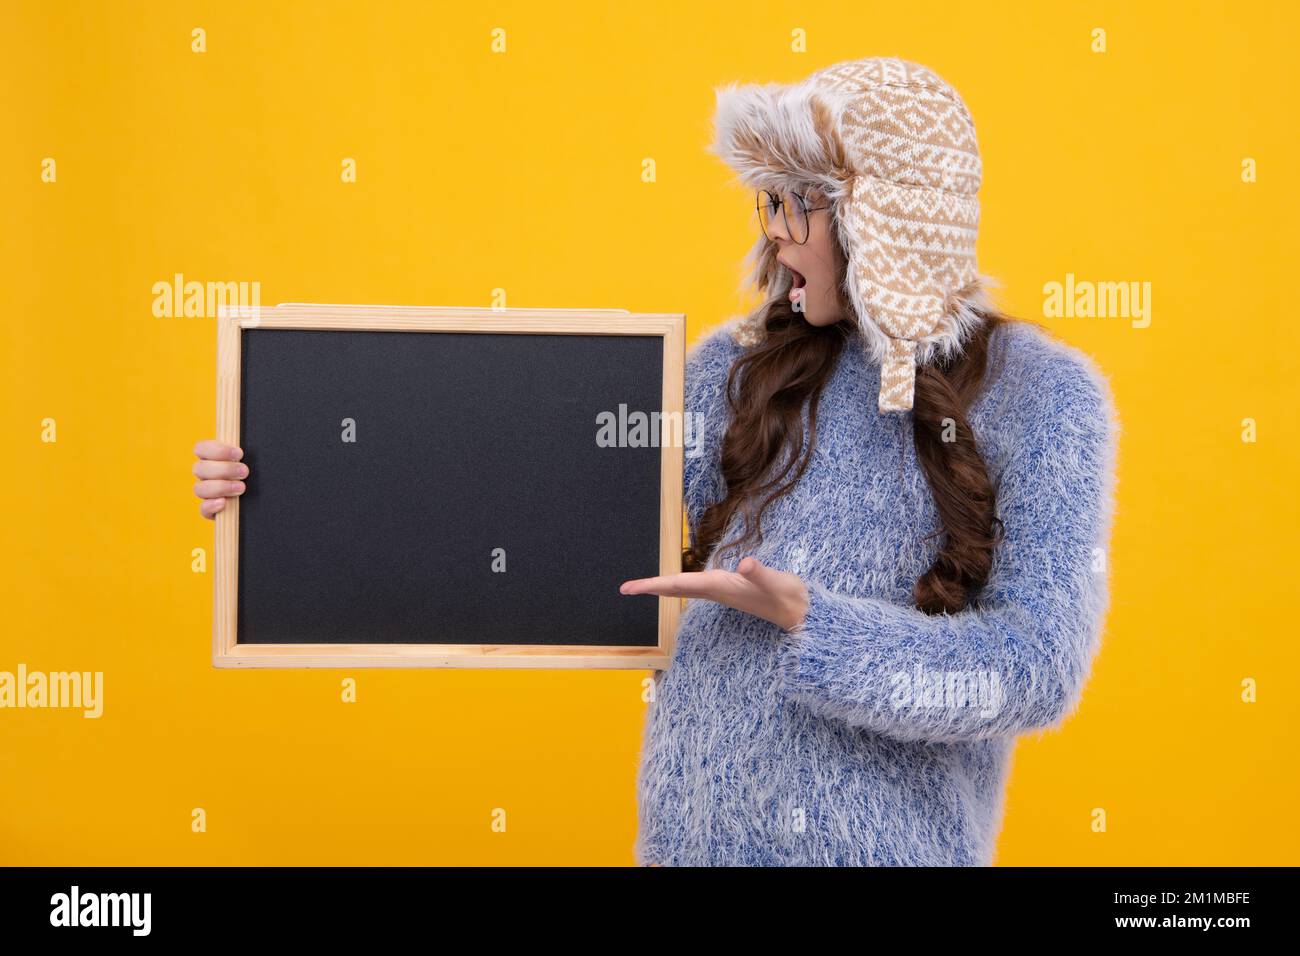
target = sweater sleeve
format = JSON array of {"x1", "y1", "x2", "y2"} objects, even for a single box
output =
[
  {"x1": 682, "y1": 323, "x2": 743, "y2": 549},
  {"x1": 776, "y1": 348, "x2": 1121, "y2": 743}
]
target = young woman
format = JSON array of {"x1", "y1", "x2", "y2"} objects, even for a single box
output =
[{"x1": 192, "y1": 57, "x2": 1118, "y2": 867}]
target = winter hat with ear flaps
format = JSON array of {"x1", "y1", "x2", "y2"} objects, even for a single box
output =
[{"x1": 709, "y1": 56, "x2": 1000, "y2": 414}]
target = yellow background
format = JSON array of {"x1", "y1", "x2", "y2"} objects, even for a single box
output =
[{"x1": 3, "y1": 0, "x2": 1297, "y2": 865}]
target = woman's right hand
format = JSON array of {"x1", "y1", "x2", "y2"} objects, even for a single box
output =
[{"x1": 193, "y1": 440, "x2": 248, "y2": 519}]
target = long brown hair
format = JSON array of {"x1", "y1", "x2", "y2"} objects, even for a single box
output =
[{"x1": 684, "y1": 264, "x2": 1012, "y2": 615}]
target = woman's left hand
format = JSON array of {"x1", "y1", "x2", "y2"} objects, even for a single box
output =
[{"x1": 620, "y1": 556, "x2": 810, "y2": 632}]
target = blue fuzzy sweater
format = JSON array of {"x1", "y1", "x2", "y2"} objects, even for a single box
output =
[{"x1": 634, "y1": 318, "x2": 1120, "y2": 866}]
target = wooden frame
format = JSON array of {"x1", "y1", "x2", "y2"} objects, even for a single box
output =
[{"x1": 213, "y1": 304, "x2": 685, "y2": 669}]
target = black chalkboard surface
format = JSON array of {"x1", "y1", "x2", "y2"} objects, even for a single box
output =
[{"x1": 212, "y1": 306, "x2": 685, "y2": 669}]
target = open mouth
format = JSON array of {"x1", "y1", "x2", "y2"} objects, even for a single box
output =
[{"x1": 789, "y1": 266, "x2": 806, "y2": 289}]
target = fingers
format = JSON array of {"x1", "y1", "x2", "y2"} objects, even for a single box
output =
[
  {"x1": 620, "y1": 572, "x2": 712, "y2": 598},
  {"x1": 194, "y1": 478, "x2": 245, "y2": 500},
  {"x1": 199, "y1": 497, "x2": 227, "y2": 520},
  {"x1": 193, "y1": 459, "x2": 249, "y2": 481},
  {"x1": 624, "y1": 557, "x2": 805, "y2": 631},
  {"x1": 193, "y1": 440, "x2": 245, "y2": 519},
  {"x1": 736, "y1": 556, "x2": 780, "y2": 586},
  {"x1": 194, "y1": 440, "x2": 243, "y2": 462},
  {"x1": 620, "y1": 575, "x2": 678, "y2": 596},
  {"x1": 623, "y1": 561, "x2": 771, "y2": 597}
]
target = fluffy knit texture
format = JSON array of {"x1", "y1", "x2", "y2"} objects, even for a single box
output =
[{"x1": 633, "y1": 317, "x2": 1120, "y2": 866}]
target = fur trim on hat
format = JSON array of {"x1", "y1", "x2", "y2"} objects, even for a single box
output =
[{"x1": 707, "y1": 79, "x2": 855, "y2": 203}]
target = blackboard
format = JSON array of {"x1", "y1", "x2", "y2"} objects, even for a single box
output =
[{"x1": 212, "y1": 305, "x2": 685, "y2": 669}]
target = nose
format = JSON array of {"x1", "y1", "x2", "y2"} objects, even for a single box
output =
[
  {"x1": 759, "y1": 192, "x2": 793, "y2": 244},
  {"x1": 765, "y1": 210, "x2": 792, "y2": 243}
]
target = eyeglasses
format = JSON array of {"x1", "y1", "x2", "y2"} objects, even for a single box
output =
[{"x1": 756, "y1": 189, "x2": 830, "y2": 244}]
